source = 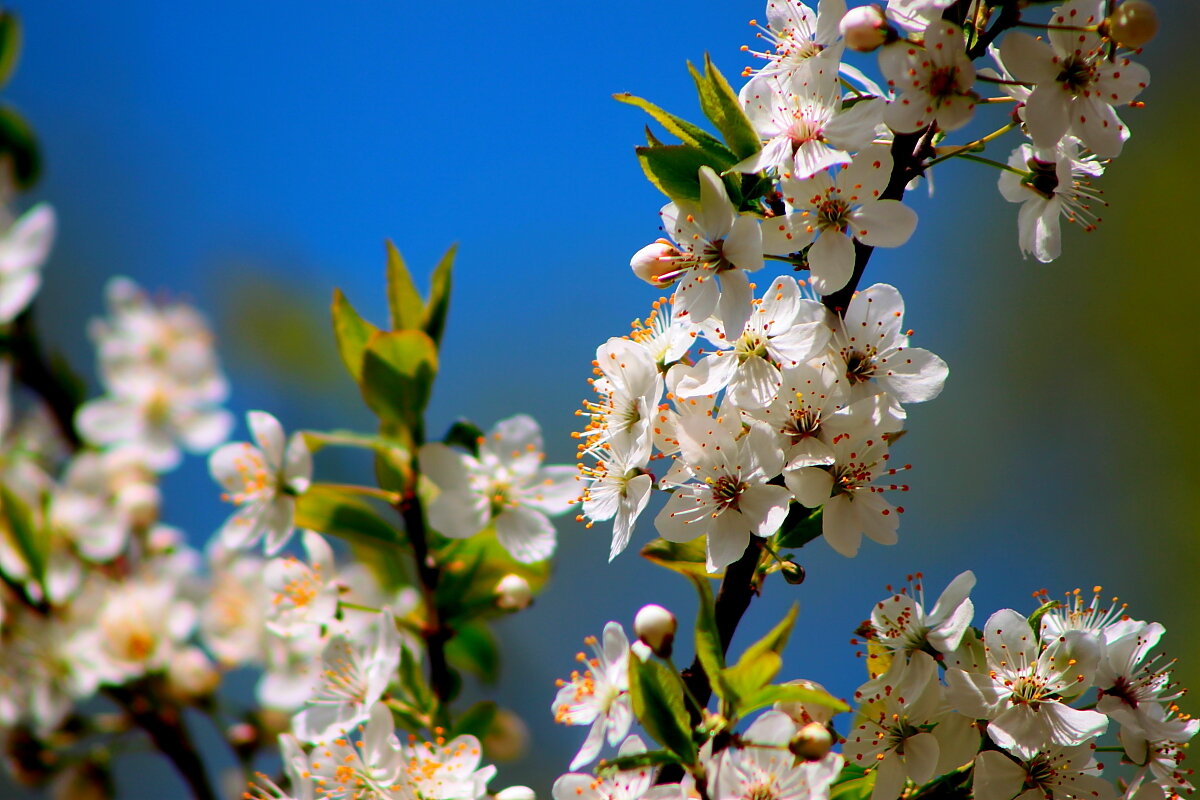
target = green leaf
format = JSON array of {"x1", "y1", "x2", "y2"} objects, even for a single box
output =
[
  {"x1": 0, "y1": 14, "x2": 21, "y2": 90},
  {"x1": 634, "y1": 144, "x2": 713, "y2": 203},
  {"x1": 301, "y1": 429, "x2": 407, "y2": 455},
  {"x1": 615, "y1": 93, "x2": 737, "y2": 166},
  {"x1": 596, "y1": 750, "x2": 682, "y2": 774},
  {"x1": 0, "y1": 484, "x2": 43, "y2": 587},
  {"x1": 642, "y1": 536, "x2": 724, "y2": 579},
  {"x1": 740, "y1": 603, "x2": 799, "y2": 665},
  {"x1": 628, "y1": 656, "x2": 697, "y2": 764},
  {"x1": 719, "y1": 651, "x2": 782, "y2": 706},
  {"x1": 689, "y1": 54, "x2": 761, "y2": 160},
  {"x1": 399, "y1": 645, "x2": 438, "y2": 716},
  {"x1": 331, "y1": 289, "x2": 379, "y2": 383},
  {"x1": 685, "y1": 574, "x2": 725, "y2": 687},
  {"x1": 422, "y1": 245, "x2": 456, "y2": 346},
  {"x1": 385, "y1": 240, "x2": 426, "y2": 332},
  {"x1": 446, "y1": 622, "x2": 500, "y2": 682},
  {"x1": 435, "y1": 528, "x2": 551, "y2": 624},
  {"x1": 294, "y1": 484, "x2": 403, "y2": 548},
  {"x1": 735, "y1": 683, "x2": 849, "y2": 717},
  {"x1": 830, "y1": 764, "x2": 876, "y2": 800},
  {"x1": 360, "y1": 329, "x2": 439, "y2": 442},
  {"x1": 775, "y1": 505, "x2": 823, "y2": 549},
  {"x1": 451, "y1": 701, "x2": 498, "y2": 739},
  {"x1": 0, "y1": 105, "x2": 40, "y2": 190},
  {"x1": 1028, "y1": 601, "x2": 1059, "y2": 640}
]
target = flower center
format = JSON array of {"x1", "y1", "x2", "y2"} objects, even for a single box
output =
[
  {"x1": 927, "y1": 66, "x2": 961, "y2": 100},
  {"x1": 711, "y1": 475, "x2": 747, "y2": 509},
  {"x1": 1058, "y1": 56, "x2": 1097, "y2": 93},
  {"x1": 844, "y1": 348, "x2": 876, "y2": 384},
  {"x1": 817, "y1": 197, "x2": 852, "y2": 231}
]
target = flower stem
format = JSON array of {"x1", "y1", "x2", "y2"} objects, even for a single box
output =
[
  {"x1": 397, "y1": 488, "x2": 455, "y2": 707},
  {"x1": 925, "y1": 122, "x2": 1018, "y2": 169}
]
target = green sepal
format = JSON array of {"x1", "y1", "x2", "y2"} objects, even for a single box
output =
[
  {"x1": 360, "y1": 329, "x2": 439, "y2": 444},
  {"x1": 596, "y1": 750, "x2": 682, "y2": 774},
  {"x1": 385, "y1": 240, "x2": 426, "y2": 332},
  {"x1": 398, "y1": 644, "x2": 438, "y2": 718},
  {"x1": 1028, "y1": 601, "x2": 1059, "y2": 642},
  {"x1": 422, "y1": 245, "x2": 455, "y2": 347},
  {"x1": 441, "y1": 419, "x2": 485, "y2": 457},
  {"x1": 688, "y1": 54, "x2": 761, "y2": 160},
  {"x1": 735, "y1": 682, "x2": 849, "y2": 717},
  {"x1": 775, "y1": 505, "x2": 823, "y2": 549},
  {"x1": 445, "y1": 621, "x2": 500, "y2": 683},
  {"x1": 642, "y1": 535, "x2": 724, "y2": 579},
  {"x1": 331, "y1": 288, "x2": 379, "y2": 383},
  {"x1": 294, "y1": 484, "x2": 403, "y2": 548},
  {"x1": 628, "y1": 655, "x2": 698, "y2": 764}
]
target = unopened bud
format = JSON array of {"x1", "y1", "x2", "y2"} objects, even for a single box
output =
[
  {"x1": 1105, "y1": 1, "x2": 1157, "y2": 48},
  {"x1": 775, "y1": 680, "x2": 837, "y2": 726},
  {"x1": 789, "y1": 721, "x2": 834, "y2": 760},
  {"x1": 781, "y1": 560, "x2": 806, "y2": 584},
  {"x1": 630, "y1": 239, "x2": 682, "y2": 286},
  {"x1": 634, "y1": 603, "x2": 677, "y2": 658},
  {"x1": 116, "y1": 481, "x2": 161, "y2": 528},
  {"x1": 226, "y1": 722, "x2": 258, "y2": 749},
  {"x1": 484, "y1": 709, "x2": 530, "y2": 762},
  {"x1": 495, "y1": 574, "x2": 533, "y2": 611},
  {"x1": 839, "y1": 5, "x2": 890, "y2": 52},
  {"x1": 496, "y1": 787, "x2": 537, "y2": 800}
]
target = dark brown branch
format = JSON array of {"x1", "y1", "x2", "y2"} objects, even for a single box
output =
[{"x1": 398, "y1": 492, "x2": 454, "y2": 704}]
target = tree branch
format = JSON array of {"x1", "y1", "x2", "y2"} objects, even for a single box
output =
[
  {"x1": 398, "y1": 491, "x2": 454, "y2": 705},
  {"x1": 105, "y1": 685, "x2": 216, "y2": 800}
]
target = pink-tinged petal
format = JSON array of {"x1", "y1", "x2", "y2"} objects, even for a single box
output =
[
  {"x1": 1093, "y1": 59, "x2": 1150, "y2": 105},
  {"x1": 998, "y1": 32, "x2": 1059, "y2": 83},
  {"x1": 419, "y1": 442, "x2": 472, "y2": 490},
  {"x1": 602, "y1": 620, "x2": 629, "y2": 666},
  {"x1": 553, "y1": 774, "x2": 605, "y2": 800},
  {"x1": 923, "y1": 20, "x2": 965, "y2": 58},
  {"x1": 935, "y1": 93, "x2": 976, "y2": 132},
  {"x1": 783, "y1": 466, "x2": 834, "y2": 507},
  {"x1": 872, "y1": 753, "x2": 907, "y2": 800},
  {"x1": 0, "y1": 270, "x2": 39, "y2": 323},
  {"x1": 495, "y1": 505, "x2": 557, "y2": 563},
  {"x1": 998, "y1": 149, "x2": 1033, "y2": 203},
  {"x1": 855, "y1": 491, "x2": 899, "y2": 545},
  {"x1": 0, "y1": 204, "x2": 56, "y2": 274},
  {"x1": 209, "y1": 441, "x2": 266, "y2": 494},
  {"x1": 1023, "y1": 84, "x2": 1071, "y2": 150},
  {"x1": 569, "y1": 718, "x2": 608, "y2": 771},
  {"x1": 718, "y1": 268, "x2": 754, "y2": 340},
  {"x1": 884, "y1": 93, "x2": 932, "y2": 133},
  {"x1": 610, "y1": 474, "x2": 653, "y2": 561},
  {"x1": 879, "y1": 346, "x2": 949, "y2": 403},
  {"x1": 724, "y1": 215, "x2": 764, "y2": 273},
  {"x1": 597, "y1": 336, "x2": 659, "y2": 397},
  {"x1": 261, "y1": 495, "x2": 298, "y2": 555},
  {"x1": 737, "y1": 484, "x2": 793, "y2": 538},
  {"x1": 852, "y1": 200, "x2": 917, "y2": 249},
  {"x1": 76, "y1": 397, "x2": 141, "y2": 446},
  {"x1": 807, "y1": 232, "x2": 856, "y2": 295},
  {"x1": 732, "y1": 134, "x2": 791, "y2": 174},
  {"x1": 428, "y1": 489, "x2": 489, "y2": 539},
  {"x1": 522, "y1": 465, "x2": 580, "y2": 514},
  {"x1": 758, "y1": 275, "x2": 802, "y2": 327},
  {"x1": 839, "y1": 144, "x2": 893, "y2": 203},
  {"x1": 675, "y1": 352, "x2": 738, "y2": 398},
  {"x1": 785, "y1": 437, "x2": 836, "y2": 470},
  {"x1": 844, "y1": 282, "x2": 905, "y2": 339},
  {"x1": 769, "y1": 318, "x2": 829, "y2": 366},
  {"x1": 944, "y1": 667, "x2": 1002, "y2": 718},
  {"x1": 1072, "y1": 95, "x2": 1126, "y2": 158},
  {"x1": 929, "y1": 570, "x2": 976, "y2": 623},
  {"x1": 219, "y1": 504, "x2": 264, "y2": 549},
  {"x1": 973, "y1": 751, "x2": 1027, "y2": 800},
  {"x1": 933, "y1": 715, "x2": 980, "y2": 774},
  {"x1": 1047, "y1": 0, "x2": 1104, "y2": 56},
  {"x1": 745, "y1": 710, "x2": 798, "y2": 746},
  {"x1": 698, "y1": 166, "x2": 735, "y2": 237},
  {"x1": 989, "y1": 704, "x2": 1046, "y2": 759},
  {"x1": 762, "y1": 214, "x2": 817, "y2": 254},
  {"x1": 248, "y1": 411, "x2": 286, "y2": 467},
  {"x1": 179, "y1": 408, "x2": 235, "y2": 453},
  {"x1": 927, "y1": 597, "x2": 974, "y2": 653},
  {"x1": 1017, "y1": 195, "x2": 1061, "y2": 263},
  {"x1": 655, "y1": 490, "x2": 715, "y2": 542}
]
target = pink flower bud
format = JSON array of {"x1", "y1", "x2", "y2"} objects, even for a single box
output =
[
  {"x1": 1106, "y1": 1, "x2": 1157, "y2": 48},
  {"x1": 495, "y1": 574, "x2": 533, "y2": 610},
  {"x1": 839, "y1": 5, "x2": 890, "y2": 52},
  {"x1": 630, "y1": 239, "x2": 681, "y2": 286}
]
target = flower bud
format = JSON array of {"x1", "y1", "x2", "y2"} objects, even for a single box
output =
[
  {"x1": 496, "y1": 787, "x2": 537, "y2": 800},
  {"x1": 116, "y1": 481, "x2": 161, "y2": 528},
  {"x1": 634, "y1": 603, "x2": 677, "y2": 658},
  {"x1": 789, "y1": 721, "x2": 834, "y2": 760},
  {"x1": 781, "y1": 560, "x2": 805, "y2": 584},
  {"x1": 839, "y1": 5, "x2": 890, "y2": 52},
  {"x1": 630, "y1": 239, "x2": 681, "y2": 286},
  {"x1": 1105, "y1": 1, "x2": 1157, "y2": 48},
  {"x1": 484, "y1": 709, "x2": 530, "y2": 762},
  {"x1": 495, "y1": 574, "x2": 533, "y2": 610},
  {"x1": 775, "y1": 679, "x2": 837, "y2": 726}
]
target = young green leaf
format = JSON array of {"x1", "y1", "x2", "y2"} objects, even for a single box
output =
[
  {"x1": 615, "y1": 93, "x2": 737, "y2": 167},
  {"x1": 0, "y1": 13, "x2": 21, "y2": 88},
  {"x1": 628, "y1": 655, "x2": 698, "y2": 764},
  {"x1": 360, "y1": 330, "x2": 439, "y2": 442},
  {"x1": 451, "y1": 701, "x2": 499, "y2": 739},
  {"x1": 720, "y1": 650, "x2": 783, "y2": 706},
  {"x1": 385, "y1": 240, "x2": 426, "y2": 332},
  {"x1": 775, "y1": 506, "x2": 823, "y2": 549},
  {"x1": 642, "y1": 536, "x2": 725, "y2": 579},
  {"x1": 596, "y1": 750, "x2": 682, "y2": 774},
  {"x1": 688, "y1": 55, "x2": 761, "y2": 160},
  {"x1": 634, "y1": 144, "x2": 712, "y2": 203},
  {"x1": 0, "y1": 485, "x2": 44, "y2": 588},
  {"x1": 0, "y1": 105, "x2": 41, "y2": 190},
  {"x1": 734, "y1": 683, "x2": 849, "y2": 717},
  {"x1": 446, "y1": 622, "x2": 501, "y2": 683},
  {"x1": 422, "y1": 245, "x2": 456, "y2": 346},
  {"x1": 294, "y1": 484, "x2": 403, "y2": 548},
  {"x1": 685, "y1": 574, "x2": 725, "y2": 686},
  {"x1": 331, "y1": 288, "x2": 379, "y2": 383}
]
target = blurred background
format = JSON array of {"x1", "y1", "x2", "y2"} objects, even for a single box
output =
[{"x1": 5, "y1": 0, "x2": 1199, "y2": 796}]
